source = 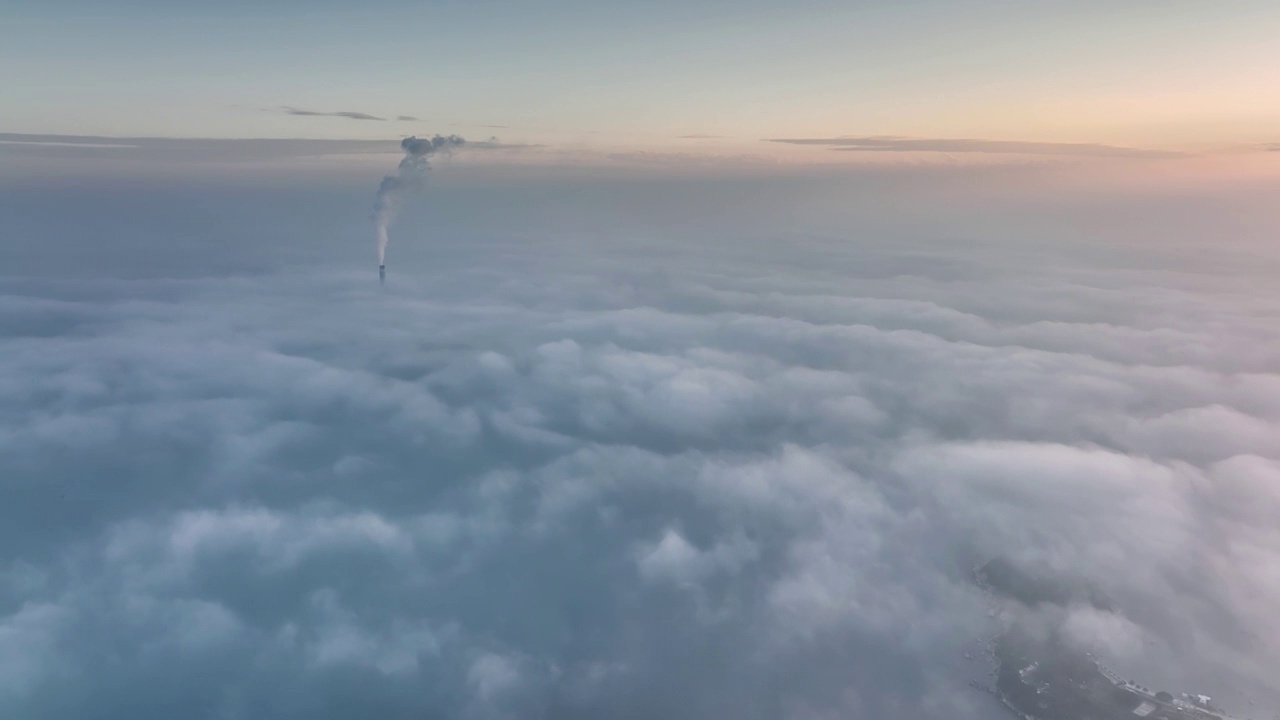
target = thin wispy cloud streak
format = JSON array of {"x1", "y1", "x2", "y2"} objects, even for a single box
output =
[
  {"x1": 766, "y1": 135, "x2": 1183, "y2": 158},
  {"x1": 0, "y1": 139, "x2": 137, "y2": 149},
  {"x1": 0, "y1": 133, "x2": 532, "y2": 165}
]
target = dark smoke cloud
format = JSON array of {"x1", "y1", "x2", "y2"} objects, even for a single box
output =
[
  {"x1": 373, "y1": 134, "x2": 467, "y2": 266},
  {"x1": 400, "y1": 134, "x2": 466, "y2": 157}
]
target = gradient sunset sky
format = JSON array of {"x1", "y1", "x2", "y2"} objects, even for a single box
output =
[{"x1": 4, "y1": 0, "x2": 1279, "y2": 152}]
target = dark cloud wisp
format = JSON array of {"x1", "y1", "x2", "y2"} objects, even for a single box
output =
[{"x1": 282, "y1": 106, "x2": 387, "y2": 121}]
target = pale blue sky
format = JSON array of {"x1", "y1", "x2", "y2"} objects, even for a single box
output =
[{"x1": 4, "y1": 0, "x2": 1279, "y2": 148}]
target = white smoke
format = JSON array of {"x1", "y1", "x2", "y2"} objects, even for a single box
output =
[{"x1": 372, "y1": 134, "x2": 465, "y2": 266}]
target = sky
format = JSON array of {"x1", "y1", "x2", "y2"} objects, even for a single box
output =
[
  {"x1": 3, "y1": 3, "x2": 1280, "y2": 720},
  {"x1": 3, "y1": 0, "x2": 1280, "y2": 151}
]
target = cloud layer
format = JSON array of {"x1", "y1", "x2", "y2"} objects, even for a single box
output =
[{"x1": 1, "y1": 168, "x2": 1279, "y2": 719}]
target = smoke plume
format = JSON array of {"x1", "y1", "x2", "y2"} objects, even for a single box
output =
[{"x1": 372, "y1": 134, "x2": 465, "y2": 266}]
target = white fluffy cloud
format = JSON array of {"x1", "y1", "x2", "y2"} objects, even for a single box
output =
[{"x1": 1, "y1": 166, "x2": 1279, "y2": 718}]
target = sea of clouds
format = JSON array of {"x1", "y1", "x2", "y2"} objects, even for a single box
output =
[{"x1": 1, "y1": 160, "x2": 1278, "y2": 719}]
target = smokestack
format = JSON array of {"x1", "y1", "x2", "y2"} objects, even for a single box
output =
[
  {"x1": 379, "y1": 264, "x2": 386, "y2": 284},
  {"x1": 371, "y1": 134, "x2": 466, "y2": 279}
]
